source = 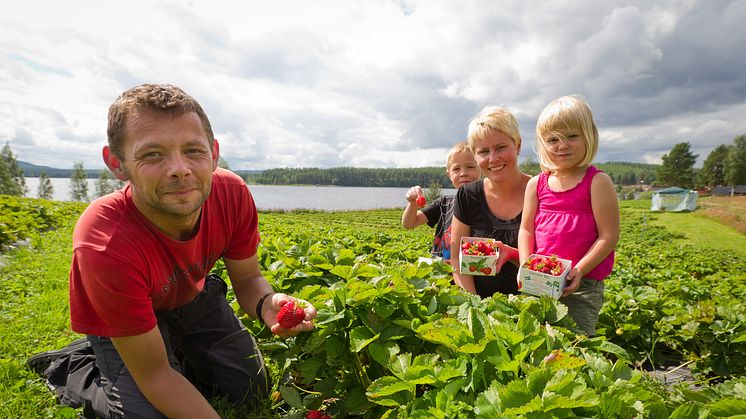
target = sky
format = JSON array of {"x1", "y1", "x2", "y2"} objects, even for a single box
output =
[{"x1": 2, "y1": 0, "x2": 745, "y2": 171}]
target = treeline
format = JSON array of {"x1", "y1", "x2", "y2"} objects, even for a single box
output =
[
  {"x1": 251, "y1": 167, "x2": 452, "y2": 188},
  {"x1": 250, "y1": 162, "x2": 659, "y2": 187}
]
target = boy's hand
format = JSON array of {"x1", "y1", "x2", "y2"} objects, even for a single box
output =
[
  {"x1": 263, "y1": 294, "x2": 317, "y2": 338},
  {"x1": 405, "y1": 186, "x2": 424, "y2": 203}
]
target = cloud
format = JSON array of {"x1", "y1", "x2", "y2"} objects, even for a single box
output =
[{"x1": 1, "y1": 0, "x2": 744, "y2": 171}]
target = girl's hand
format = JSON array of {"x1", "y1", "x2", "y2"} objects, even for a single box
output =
[
  {"x1": 405, "y1": 186, "x2": 424, "y2": 203},
  {"x1": 561, "y1": 268, "x2": 582, "y2": 297},
  {"x1": 264, "y1": 294, "x2": 317, "y2": 338}
]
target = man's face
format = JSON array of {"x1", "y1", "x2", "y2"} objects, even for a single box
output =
[{"x1": 116, "y1": 109, "x2": 217, "y2": 236}]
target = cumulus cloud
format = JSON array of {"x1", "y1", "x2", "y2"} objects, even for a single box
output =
[{"x1": 1, "y1": 0, "x2": 744, "y2": 171}]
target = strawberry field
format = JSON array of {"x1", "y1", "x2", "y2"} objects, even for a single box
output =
[
  {"x1": 228, "y1": 205, "x2": 746, "y2": 418},
  {"x1": 2, "y1": 197, "x2": 746, "y2": 418}
]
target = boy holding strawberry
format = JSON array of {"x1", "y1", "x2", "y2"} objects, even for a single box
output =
[{"x1": 402, "y1": 142, "x2": 480, "y2": 260}]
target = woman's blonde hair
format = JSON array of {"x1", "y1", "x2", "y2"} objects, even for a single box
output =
[
  {"x1": 535, "y1": 95, "x2": 598, "y2": 171},
  {"x1": 466, "y1": 106, "x2": 521, "y2": 152}
]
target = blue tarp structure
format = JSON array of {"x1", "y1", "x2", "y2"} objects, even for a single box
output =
[{"x1": 650, "y1": 187, "x2": 697, "y2": 212}]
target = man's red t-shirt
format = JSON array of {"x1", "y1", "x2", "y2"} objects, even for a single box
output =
[{"x1": 69, "y1": 168, "x2": 260, "y2": 337}]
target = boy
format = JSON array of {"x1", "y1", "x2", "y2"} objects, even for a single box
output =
[{"x1": 401, "y1": 142, "x2": 480, "y2": 260}]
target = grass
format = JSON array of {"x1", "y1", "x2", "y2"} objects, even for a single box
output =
[
  {"x1": 1, "y1": 200, "x2": 744, "y2": 417},
  {"x1": 618, "y1": 197, "x2": 746, "y2": 257}
]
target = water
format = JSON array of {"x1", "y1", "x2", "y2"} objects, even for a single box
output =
[{"x1": 23, "y1": 177, "x2": 455, "y2": 211}]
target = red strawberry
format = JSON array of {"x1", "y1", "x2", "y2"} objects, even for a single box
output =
[
  {"x1": 469, "y1": 265, "x2": 477, "y2": 272},
  {"x1": 416, "y1": 195, "x2": 426, "y2": 208},
  {"x1": 277, "y1": 300, "x2": 306, "y2": 329},
  {"x1": 305, "y1": 411, "x2": 331, "y2": 419}
]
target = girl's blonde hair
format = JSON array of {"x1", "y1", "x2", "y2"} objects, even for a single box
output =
[
  {"x1": 466, "y1": 106, "x2": 521, "y2": 152},
  {"x1": 535, "y1": 95, "x2": 598, "y2": 172}
]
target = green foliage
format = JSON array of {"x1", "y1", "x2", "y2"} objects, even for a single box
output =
[
  {"x1": 656, "y1": 142, "x2": 698, "y2": 188},
  {"x1": 0, "y1": 142, "x2": 27, "y2": 196},
  {"x1": 36, "y1": 171, "x2": 53, "y2": 200},
  {"x1": 725, "y1": 135, "x2": 746, "y2": 185},
  {"x1": 2, "y1": 200, "x2": 745, "y2": 418},
  {"x1": 69, "y1": 161, "x2": 89, "y2": 202},
  {"x1": 699, "y1": 144, "x2": 731, "y2": 188},
  {"x1": 255, "y1": 167, "x2": 454, "y2": 188},
  {"x1": 94, "y1": 169, "x2": 117, "y2": 199},
  {"x1": 599, "y1": 208, "x2": 746, "y2": 378},
  {"x1": 0, "y1": 195, "x2": 85, "y2": 249},
  {"x1": 424, "y1": 181, "x2": 442, "y2": 204}
]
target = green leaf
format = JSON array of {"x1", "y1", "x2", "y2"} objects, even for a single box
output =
[
  {"x1": 368, "y1": 341, "x2": 399, "y2": 366},
  {"x1": 366, "y1": 376, "x2": 415, "y2": 398},
  {"x1": 732, "y1": 332, "x2": 746, "y2": 343},
  {"x1": 350, "y1": 326, "x2": 379, "y2": 352},
  {"x1": 331, "y1": 265, "x2": 355, "y2": 280},
  {"x1": 345, "y1": 386, "x2": 374, "y2": 415},
  {"x1": 474, "y1": 381, "x2": 503, "y2": 418},
  {"x1": 279, "y1": 385, "x2": 304, "y2": 409},
  {"x1": 708, "y1": 398, "x2": 746, "y2": 416},
  {"x1": 668, "y1": 403, "x2": 707, "y2": 419}
]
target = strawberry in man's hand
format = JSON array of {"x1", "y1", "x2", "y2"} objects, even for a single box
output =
[
  {"x1": 276, "y1": 300, "x2": 306, "y2": 329},
  {"x1": 416, "y1": 194, "x2": 426, "y2": 208}
]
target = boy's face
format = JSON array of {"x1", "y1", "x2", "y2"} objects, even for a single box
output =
[{"x1": 446, "y1": 150, "x2": 480, "y2": 188}]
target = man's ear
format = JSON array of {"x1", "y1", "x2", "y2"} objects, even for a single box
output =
[
  {"x1": 211, "y1": 138, "x2": 220, "y2": 171},
  {"x1": 102, "y1": 146, "x2": 129, "y2": 181}
]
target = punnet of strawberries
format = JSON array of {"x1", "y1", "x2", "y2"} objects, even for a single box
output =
[
  {"x1": 461, "y1": 239, "x2": 497, "y2": 256},
  {"x1": 524, "y1": 254, "x2": 564, "y2": 276}
]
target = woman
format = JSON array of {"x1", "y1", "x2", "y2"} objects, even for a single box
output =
[{"x1": 450, "y1": 105, "x2": 531, "y2": 298}]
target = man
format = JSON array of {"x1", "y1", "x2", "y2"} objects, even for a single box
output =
[{"x1": 28, "y1": 83, "x2": 316, "y2": 418}]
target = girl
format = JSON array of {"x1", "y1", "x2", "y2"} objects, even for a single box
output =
[{"x1": 518, "y1": 95, "x2": 619, "y2": 336}]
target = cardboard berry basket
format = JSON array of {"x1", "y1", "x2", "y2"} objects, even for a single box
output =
[
  {"x1": 459, "y1": 236, "x2": 499, "y2": 276},
  {"x1": 517, "y1": 254, "x2": 572, "y2": 299}
]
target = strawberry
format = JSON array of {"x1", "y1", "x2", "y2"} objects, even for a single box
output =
[
  {"x1": 416, "y1": 195, "x2": 426, "y2": 208},
  {"x1": 305, "y1": 410, "x2": 331, "y2": 419},
  {"x1": 276, "y1": 300, "x2": 306, "y2": 329},
  {"x1": 480, "y1": 267, "x2": 492, "y2": 275},
  {"x1": 468, "y1": 265, "x2": 477, "y2": 272}
]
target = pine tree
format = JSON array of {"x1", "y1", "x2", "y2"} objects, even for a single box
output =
[
  {"x1": 37, "y1": 170, "x2": 54, "y2": 199},
  {"x1": 656, "y1": 142, "x2": 697, "y2": 189},
  {"x1": 698, "y1": 144, "x2": 730, "y2": 188},
  {"x1": 94, "y1": 169, "x2": 117, "y2": 198},
  {"x1": 0, "y1": 142, "x2": 28, "y2": 196},
  {"x1": 70, "y1": 161, "x2": 89, "y2": 202},
  {"x1": 725, "y1": 135, "x2": 746, "y2": 186}
]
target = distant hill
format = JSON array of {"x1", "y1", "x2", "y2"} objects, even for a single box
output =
[
  {"x1": 19, "y1": 160, "x2": 265, "y2": 179},
  {"x1": 18, "y1": 161, "x2": 103, "y2": 178}
]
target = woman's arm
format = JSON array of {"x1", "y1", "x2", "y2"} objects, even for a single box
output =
[{"x1": 449, "y1": 216, "x2": 477, "y2": 294}]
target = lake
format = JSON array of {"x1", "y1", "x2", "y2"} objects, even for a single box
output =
[{"x1": 23, "y1": 177, "x2": 456, "y2": 211}]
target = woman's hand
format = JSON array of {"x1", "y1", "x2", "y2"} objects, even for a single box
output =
[
  {"x1": 494, "y1": 241, "x2": 519, "y2": 272},
  {"x1": 262, "y1": 293, "x2": 317, "y2": 338}
]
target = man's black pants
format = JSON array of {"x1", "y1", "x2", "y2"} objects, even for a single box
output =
[{"x1": 43, "y1": 275, "x2": 268, "y2": 418}]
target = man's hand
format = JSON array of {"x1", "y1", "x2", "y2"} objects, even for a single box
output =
[{"x1": 262, "y1": 293, "x2": 317, "y2": 338}]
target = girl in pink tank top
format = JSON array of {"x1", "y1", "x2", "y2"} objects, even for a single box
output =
[{"x1": 518, "y1": 96, "x2": 620, "y2": 336}]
